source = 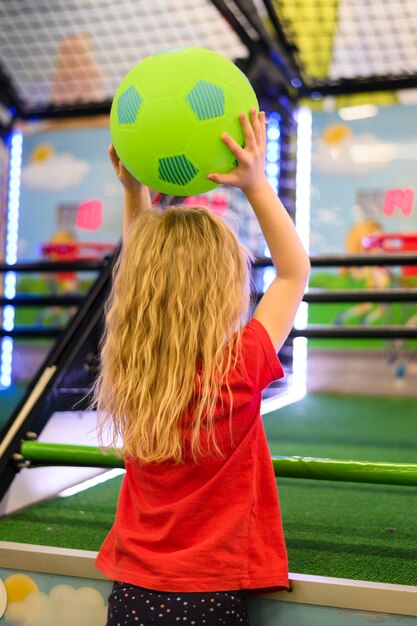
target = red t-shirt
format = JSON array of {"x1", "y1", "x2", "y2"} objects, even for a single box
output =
[{"x1": 96, "y1": 318, "x2": 288, "y2": 592}]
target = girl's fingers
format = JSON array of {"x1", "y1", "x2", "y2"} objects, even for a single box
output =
[
  {"x1": 239, "y1": 112, "x2": 256, "y2": 151},
  {"x1": 206, "y1": 171, "x2": 237, "y2": 186},
  {"x1": 220, "y1": 131, "x2": 246, "y2": 160},
  {"x1": 259, "y1": 111, "x2": 266, "y2": 151},
  {"x1": 250, "y1": 108, "x2": 262, "y2": 146}
]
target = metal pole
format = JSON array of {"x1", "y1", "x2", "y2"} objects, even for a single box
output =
[
  {"x1": 303, "y1": 288, "x2": 417, "y2": 303},
  {"x1": 0, "y1": 260, "x2": 107, "y2": 273},
  {"x1": 252, "y1": 253, "x2": 417, "y2": 268},
  {"x1": 252, "y1": 288, "x2": 417, "y2": 304},
  {"x1": 271, "y1": 456, "x2": 417, "y2": 486},
  {"x1": 19, "y1": 442, "x2": 417, "y2": 487},
  {"x1": 289, "y1": 326, "x2": 417, "y2": 339},
  {"x1": 19, "y1": 441, "x2": 125, "y2": 469}
]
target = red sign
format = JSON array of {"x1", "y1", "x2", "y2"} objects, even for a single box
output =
[
  {"x1": 76, "y1": 200, "x2": 103, "y2": 230},
  {"x1": 383, "y1": 188, "x2": 414, "y2": 217}
]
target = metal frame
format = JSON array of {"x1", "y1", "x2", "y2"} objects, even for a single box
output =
[
  {"x1": 252, "y1": 287, "x2": 417, "y2": 304},
  {"x1": 300, "y1": 74, "x2": 417, "y2": 98},
  {"x1": 253, "y1": 0, "x2": 417, "y2": 97},
  {"x1": 17, "y1": 441, "x2": 417, "y2": 487},
  {"x1": 0, "y1": 61, "x2": 20, "y2": 120},
  {"x1": 0, "y1": 0, "x2": 416, "y2": 118},
  {"x1": 0, "y1": 247, "x2": 120, "y2": 502},
  {"x1": 253, "y1": 253, "x2": 417, "y2": 267},
  {"x1": 2, "y1": 248, "x2": 417, "y2": 501}
]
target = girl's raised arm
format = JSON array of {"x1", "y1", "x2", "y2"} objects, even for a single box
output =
[
  {"x1": 108, "y1": 144, "x2": 153, "y2": 240},
  {"x1": 207, "y1": 110, "x2": 310, "y2": 351}
]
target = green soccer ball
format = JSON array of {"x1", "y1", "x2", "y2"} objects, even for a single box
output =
[{"x1": 110, "y1": 47, "x2": 259, "y2": 196}]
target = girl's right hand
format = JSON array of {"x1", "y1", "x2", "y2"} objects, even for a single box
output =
[{"x1": 206, "y1": 108, "x2": 267, "y2": 194}]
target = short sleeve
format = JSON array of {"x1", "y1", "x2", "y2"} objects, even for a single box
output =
[{"x1": 240, "y1": 318, "x2": 284, "y2": 392}]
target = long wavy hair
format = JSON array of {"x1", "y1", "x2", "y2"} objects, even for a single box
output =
[{"x1": 92, "y1": 205, "x2": 252, "y2": 463}]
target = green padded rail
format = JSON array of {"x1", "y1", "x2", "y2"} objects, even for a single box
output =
[{"x1": 19, "y1": 441, "x2": 417, "y2": 487}]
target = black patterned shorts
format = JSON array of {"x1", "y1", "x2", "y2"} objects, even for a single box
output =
[{"x1": 106, "y1": 581, "x2": 251, "y2": 625}]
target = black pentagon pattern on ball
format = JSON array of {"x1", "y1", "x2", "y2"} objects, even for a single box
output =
[
  {"x1": 186, "y1": 80, "x2": 225, "y2": 121},
  {"x1": 159, "y1": 155, "x2": 198, "y2": 186},
  {"x1": 117, "y1": 85, "x2": 142, "y2": 124}
]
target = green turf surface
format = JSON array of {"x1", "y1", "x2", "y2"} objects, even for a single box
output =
[
  {"x1": 0, "y1": 393, "x2": 416, "y2": 586},
  {"x1": 265, "y1": 393, "x2": 417, "y2": 585},
  {"x1": 279, "y1": 478, "x2": 417, "y2": 585},
  {"x1": 0, "y1": 475, "x2": 120, "y2": 551},
  {"x1": 263, "y1": 394, "x2": 417, "y2": 464}
]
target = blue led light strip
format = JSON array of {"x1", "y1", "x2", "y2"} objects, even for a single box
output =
[
  {"x1": 265, "y1": 111, "x2": 281, "y2": 196},
  {"x1": 263, "y1": 111, "x2": 281, "y2": 292},
  {"x1": 294, "y1": 106, "x2": 312, "y2": 331},
  {"x1": 261, "y1": 108, "x2": 312, "y2": 408},
  {"x1": 292, "y1": 106, "x2": 312, "y2": 403},
  {"x1": 1, "y1": 131, "x2": 22, "y2": 388}
]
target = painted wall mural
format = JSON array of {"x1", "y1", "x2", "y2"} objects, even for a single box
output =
[
  {"x1": 310, "y1": 103, "x2": 417, "y2": 256},
  {"x1": 308, "y1": 103, "x2": 417, "y2": 371},
  {"x1": 0, "y1": 570, "x2": 110, "y2": 626}
]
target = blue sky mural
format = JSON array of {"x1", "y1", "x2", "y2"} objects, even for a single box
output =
[
  {"x1": 310, "y1": 103, "x2": 417, "y2": 254},
  {"x1": 18, "y1": 125, "x2": 122, "y2": 260}
]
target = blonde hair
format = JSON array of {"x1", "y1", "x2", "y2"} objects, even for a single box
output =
[{"x1": 92, "y1": 205, "x2": 252, "y2": 464}]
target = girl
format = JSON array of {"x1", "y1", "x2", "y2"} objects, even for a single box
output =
[{"x1": 93, "y1": 109, "x2": 310, "y2": 625}]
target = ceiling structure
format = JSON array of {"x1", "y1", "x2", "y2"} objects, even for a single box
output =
[
  {"x1": 0, "y1": 0, "x2": 247, "y2": 118},
  {"x1": 0, "y1": 0, "x2": 416, "y2": 121},
  {"x1": 258, "y1": 0, "x2": 417, "y2": 95}
]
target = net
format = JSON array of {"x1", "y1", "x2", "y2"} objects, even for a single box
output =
[{"x1": 0, "y1": 0, "x2": 247, "y2": 112}]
